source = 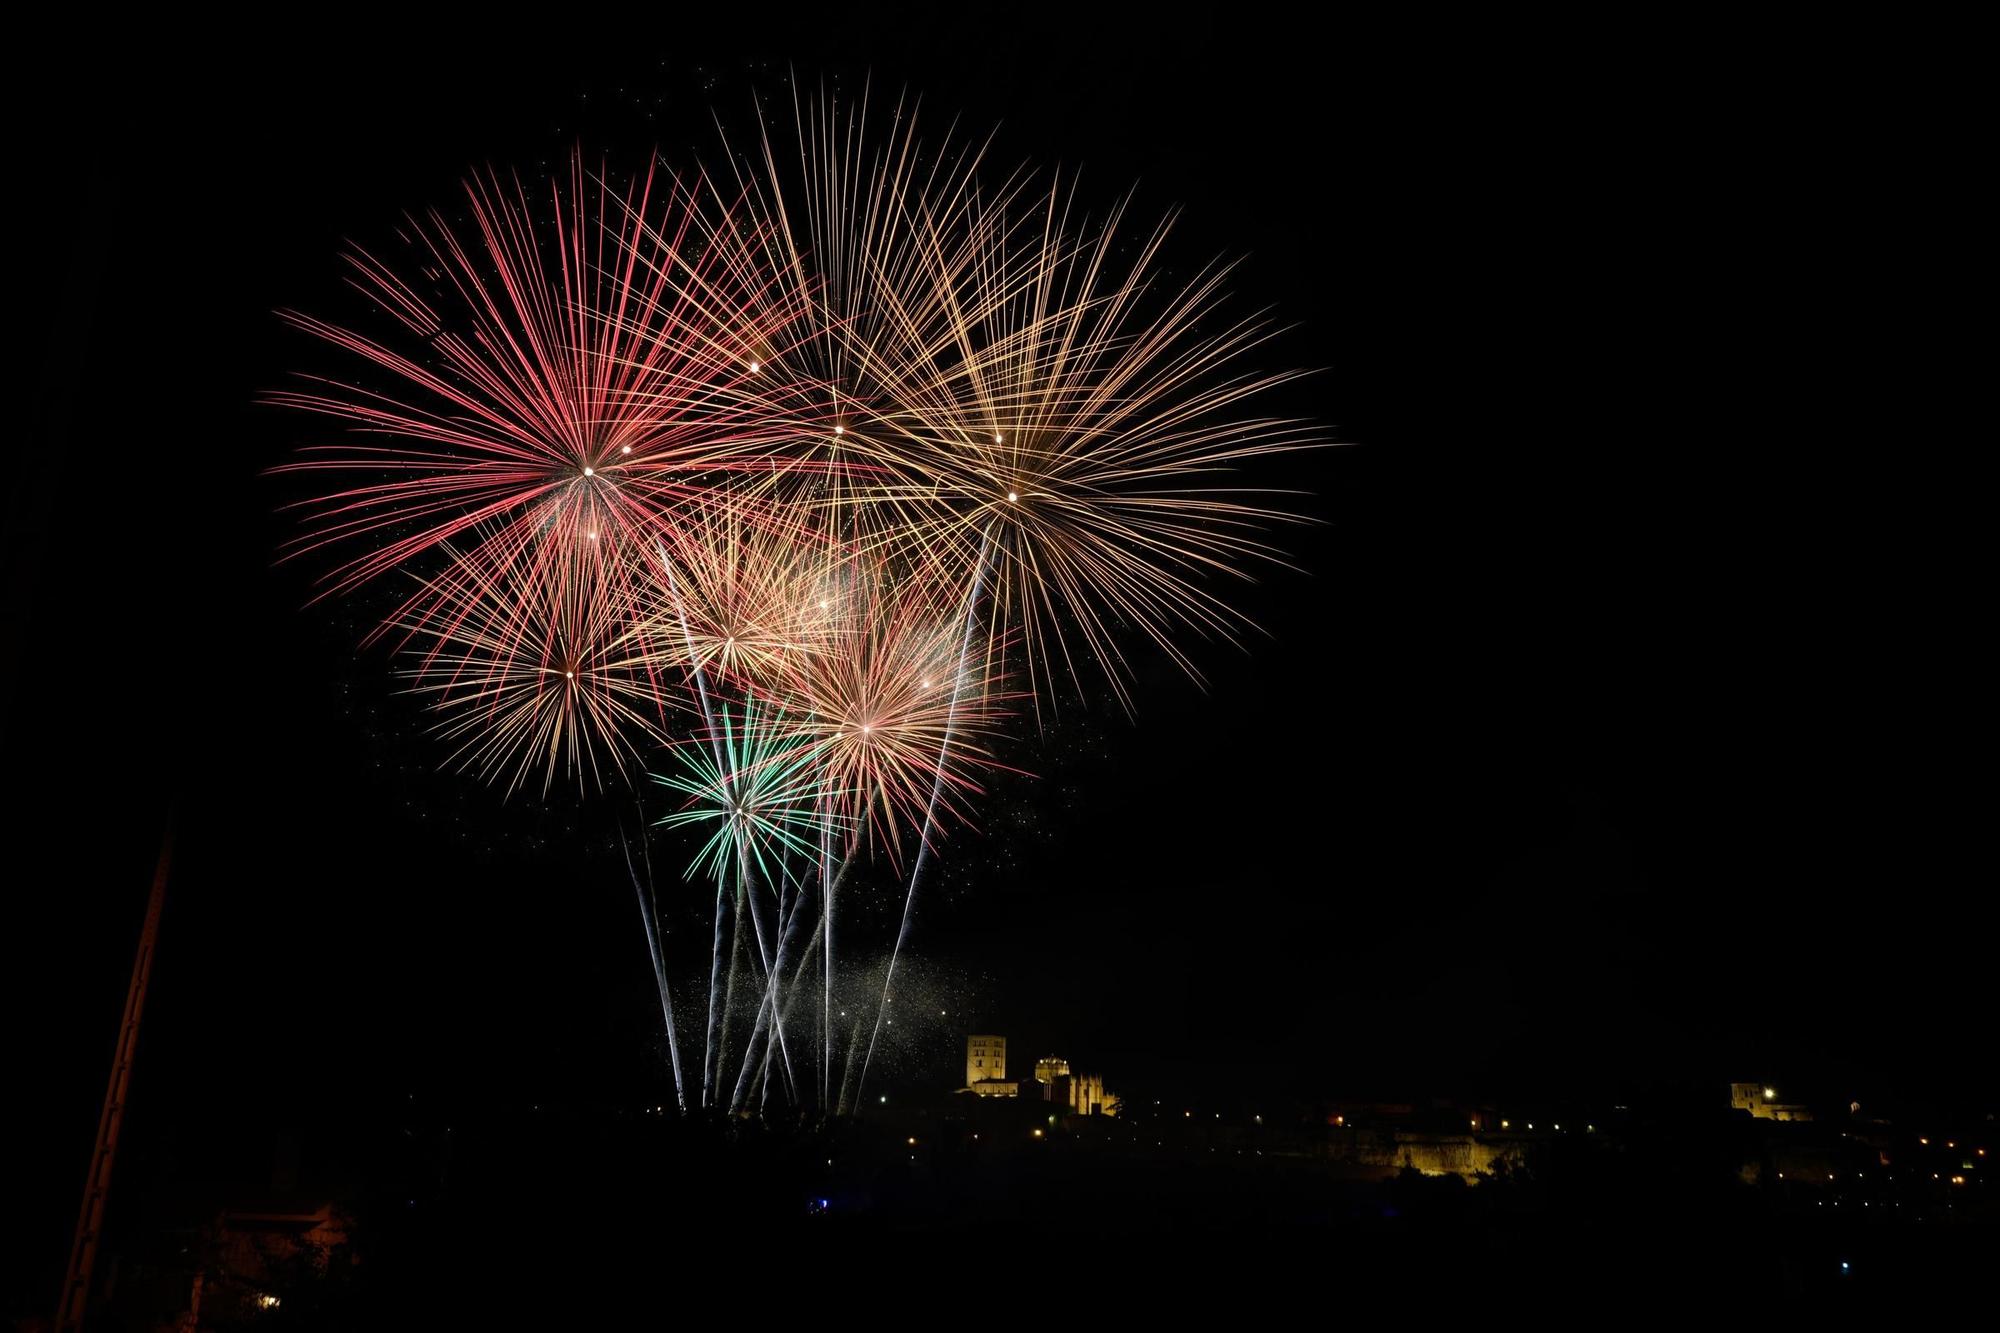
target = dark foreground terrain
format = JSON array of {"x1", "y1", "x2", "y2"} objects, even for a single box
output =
[{"x1": 47, "y1": 1096, "x2": 1991, "y2": 1326}]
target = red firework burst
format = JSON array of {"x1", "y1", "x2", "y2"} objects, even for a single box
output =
[{"x1": 268, "y1": 151, "x2": 813, "y2": 642}]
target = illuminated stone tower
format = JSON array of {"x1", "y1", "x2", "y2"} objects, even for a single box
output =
[
  {"x1": 1729, "y1": 1082, "x2": 1812, "y2": 1122},
  {"x1": 966, "y1": 1034, "x2": 1006, "y2": 1086},
  {"x1": 1034, "y1": 1056, "x2": 1071, "y2": 1085}
]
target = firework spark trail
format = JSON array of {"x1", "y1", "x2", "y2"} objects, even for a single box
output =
[
  {"x1": 733, "y1": 986, "x2": 780, "y2": 1109},
  {"x1": 733, "y1": 850, "x2": 810, "y2": 1107},
  {"x1": 795, "y1": 817, "x2": 869, "y2": 1108},
  {"x1": 732, "y1": 896, "x2": 800, "y2": 1104},
  {"x1": 654, "y1": 691, "x2": 826, "y2": 1107},
  {"x1": 732, "y1": 844, "x2": 824, "y2": 1106},
  {"x1": 719, "y1": 884, "x2": 755, "y2": 1105},
  {"x1": 785, "y1": 917, "x2": 830, "y2": 1110},
  {"x1": 727, "y1": 840, "x2": 795, "y2": 1108},
  {"x1": 850, "y1": 527, "x2": 994, "y2": 1112},
  {"x1": 701, "y1": 879, "x2": 727, "y2": 1109},
  {"x1": 652, "y1": 541, "x2": 744, "y2": 1108},
  {"x1": 620, "y1": 825, "x2": 686, "y2": 1112},
  {"x1": 821, "y1": 800, "x2": 834, "y2": 1108}
]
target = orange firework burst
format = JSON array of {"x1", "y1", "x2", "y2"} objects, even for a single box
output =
[
  {"x1": 840, "y1": 179, "x2": 1321, "y2": 710},
  {"x1": 397, "y1": 532, "x2": 675, "y2": 797},
  {"x1": 639, "y1": 500, "x2": 859, "y2": 693},
  {"x1": 693, "y1": 84, "x2": 1032, "y2": 485},
  {"x1": 766, "y1": 556, "x2": 1011, "y2": 864}
]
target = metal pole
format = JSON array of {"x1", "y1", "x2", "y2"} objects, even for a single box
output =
[{"x1": 56, "y1": 826, "x2": 172, "y2": 1332}]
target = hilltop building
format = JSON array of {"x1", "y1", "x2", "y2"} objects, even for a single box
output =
[
  {"x1": 967, "y1": 1034, "x2": 1007, "y2": 1086},
  {"x1": 960, "y1": 1036, "x2": 1117, "y2": 1115},
  {"x1": 1054, "y1": 1071, "x2": 1112, "y2": 1117},
  {"x1": 1730, "y1": 1082, "x2": 1814, "y2": 1122}
]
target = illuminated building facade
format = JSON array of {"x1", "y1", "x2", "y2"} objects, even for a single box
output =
[
  {"x1": 1054, "y1": 1071, "x2": 1113, "y2": 1117},
  {"x1": 966, "y1": 1034, "x2": 1007, "y2": 1087},
  {"x1": 1034, "y1": 1056, "x2": 1115, "y2": 1114},
  {"x1": 958, "y1": 1037, "x2": 1116, "y2": 1114},
  {"x1": 1730, "y1": 1082, "x2": 1813, "y2": 1122}
]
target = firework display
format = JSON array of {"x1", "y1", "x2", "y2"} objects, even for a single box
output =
[{"x1": 273, "y1": 88, "x2": 1315, "y2": 1114}]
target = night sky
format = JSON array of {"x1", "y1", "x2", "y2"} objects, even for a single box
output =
[{"x1": 7, "y1": 14, "x2": 1984, "y2": 1308}]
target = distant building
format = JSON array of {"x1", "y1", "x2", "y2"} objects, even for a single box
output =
[
  {"x1": 1323, "y1": 1129, "x2": 1527, "y2": 1181},
  {"x1": 966, "y1": 1034, "x2": 1007, "y2": 1087},
  {"x1": 1050, "y1": 1071, "x2": 1114, "y2": 1117},
  {"x1": 1731, "y1": 1082, "x2": 1813, "y2": 1122},
  {"x1": 957, "y1": 1037, "x2": 1115, "y2": 1114},
  {"x1": 967, "y1": 1079, "x2": 1023, "y2": 1098}
]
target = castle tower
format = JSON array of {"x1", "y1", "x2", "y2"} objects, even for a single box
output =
[{"x1": 966, "y1": 1034, "x2": 1006, "y2": 1086}]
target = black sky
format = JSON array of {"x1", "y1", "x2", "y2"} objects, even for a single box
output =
[{"x1": 6, "y1": 13, "x2": 1985, "y2": 1309}]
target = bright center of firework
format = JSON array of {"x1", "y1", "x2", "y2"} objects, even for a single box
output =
[
  {"x1": 621, "y1": 445, "x2": 632, "y2": 454},
  {"x1": 1007, "y1": 491, "x2": 1019, "y2": 502},
  {"x1": 921, "y1": 678, "x2": 932, "y2": 689},
  {"x1": 834, "y1": 425, "x2": 845, "y2": 436},
  {"x1": 583, "y1": 466, "x2": 596, "y2": 477},
  {"x1": 749, "y1": 361, "x2": 761, "y2": 373},
  {"x1": 587, "y1": 531, "x2": 598, "y2": 541},
  {"x1": 564, "y1": 670, "x2": 575, "y2": 680},
  {"x1": 995, "y1": 433, "x2": 1005, "y2": 444}
]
